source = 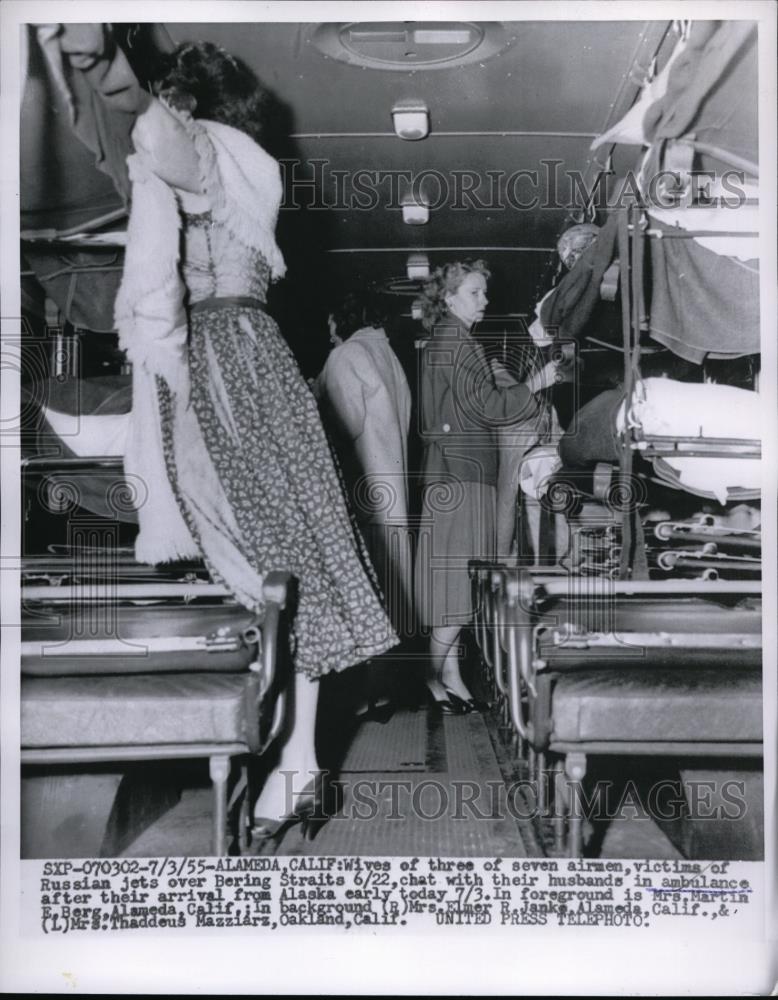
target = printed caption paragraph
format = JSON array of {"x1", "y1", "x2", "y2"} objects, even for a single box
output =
[{"x1": 27, "y1": 857, "x2": 759, "y2": 933}]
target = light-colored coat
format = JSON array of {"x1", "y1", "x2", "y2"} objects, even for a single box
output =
[{"x1": 317, "y1": 327, "x2": 413, "y2": 631}]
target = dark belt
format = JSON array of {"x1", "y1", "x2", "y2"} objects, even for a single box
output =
[{"x1": 190, "y1": 295, "x2": 264, "y2": 315}]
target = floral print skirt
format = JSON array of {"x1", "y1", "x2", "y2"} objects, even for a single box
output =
[{"x1": 159, "y1": 301, "x2": 398, "y2": 677}]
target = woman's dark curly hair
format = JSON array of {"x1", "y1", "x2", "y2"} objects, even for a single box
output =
[
  {"x1": 153, "y1": 41, "x2": 269, "y2": 145},
  {"x1": 329, "y1": 289, "x2": 391, "y2": 341}
]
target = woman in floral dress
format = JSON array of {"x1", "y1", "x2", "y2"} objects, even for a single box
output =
[{"x1": 60, "y1": 27, "x2": 397, "y2": 840}]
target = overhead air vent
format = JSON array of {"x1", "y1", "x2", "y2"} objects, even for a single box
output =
[{"x1": 310, "y1": 22, "x2": 514, "y2": 71}]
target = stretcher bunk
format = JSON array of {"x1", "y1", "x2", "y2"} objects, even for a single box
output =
[
  {"x1": 20, "y1": 450, "x2": 294, "y2": 856},
  {"x1": 470, "y1": 204, "x2": 763, "y2": 858},
  {"x1": 498, "y1": 571, "x2": 761, "y2": 856}
]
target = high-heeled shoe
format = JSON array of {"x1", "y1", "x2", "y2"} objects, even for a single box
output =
[
  {"x1": 442, "y1": 689, "x2": 475, "y2": 714},
  {"x1": 294, "y1": 776, "x2": 339, "y2": 842},
  {"x1": 446, "y1": 689, "x2": 491, "y2": 713},
  {"x1": 301, "y1": 810, "x2": 329, "y2": 842},
  {"x1": 425, "y1": 686, "x2": 466, "y2": 715},
  {"x1": 252, "y1": 775, "x2": 331, "y2": 848},
  {"x1": 252, "y1": 810, "x2": 308, "y2": 846}
]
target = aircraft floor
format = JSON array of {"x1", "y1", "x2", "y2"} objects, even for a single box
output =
[{"x1": 121, "y1": 708, "x2": 683, "y2": 860}]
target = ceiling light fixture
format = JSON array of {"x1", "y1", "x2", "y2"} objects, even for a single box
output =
[
  {"x1": 401, "y1": 195, "x2": 429, "y2": 226},
  {"x1": 392, "y1": 100, "x2": 430, "y2": 140},
  {"x1": 406, "y1": 253, "x2": 430, "y2": 279}
]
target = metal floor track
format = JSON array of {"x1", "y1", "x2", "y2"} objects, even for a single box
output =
[{"x1": 297, "y1": 709, "x2": 530, "y2": 858}]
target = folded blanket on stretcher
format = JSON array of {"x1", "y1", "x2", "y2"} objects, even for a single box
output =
[{"x1": 559, "y1": 379, "x2": 760, "y2": 504}]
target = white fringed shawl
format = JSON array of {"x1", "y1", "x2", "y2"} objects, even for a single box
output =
[{"x1": 115, "y1": 114, "x2": 286, "y2": 564}]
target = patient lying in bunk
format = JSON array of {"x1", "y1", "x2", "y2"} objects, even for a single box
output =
[
  {"x1": 558, "y1": 377, "x2": 760, "y2": 502},
  {"x1": 29, "y1": 373, "x2": 131, "y2": 455},
  {"x1": 513, "y1": 377, "x2": 761, "y2": 579},
  {"x1": 510, "y1": 213, "x2": 761, "y2": 576},
  {"x1": 21, "y1": 374, "x2": 137, "y2": 537}
]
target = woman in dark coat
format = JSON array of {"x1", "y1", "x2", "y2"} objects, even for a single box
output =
[{"x1": 415, "y1": 260, "x2": 560, "y2": 711}]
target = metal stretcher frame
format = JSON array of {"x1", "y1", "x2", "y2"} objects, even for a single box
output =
[
  {"x1": 496, "y1": 568, "x2": 763, "y2": 856},
  {"x1": 634, "y1": 434, "x2": 761, "y2": 459},
  {"x1": 471, "y1": 561, "x2": 517, "y2": 747},
  {"x1": 617, "y1": 204, "x2": 762, "y2": 575},
  {"x1": 513, "y1": 215, "x2": 762, "y2": 581},
  {"x1": 20, "y1": 571, "x2": 292, "y2": 856}
]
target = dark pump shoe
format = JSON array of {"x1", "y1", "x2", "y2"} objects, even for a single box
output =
[
  {"x1": 458, "y1": 693, "x2": 490, "y2": 713},
  {"x1": 426, "y1": 686, "x2": 490, "y2": 715},
  {"x1": 444, "y1": 690, "x2": 476, "y2": 714},
  {"x1": 426, "y1": 687, "x2": 470, "y2": 715},
  {"x1": 252, "y1": 798, "x2": 321, "y2": 847},
  {"x1": 252, "y1": 778, "x2": 334, "y2": 850}
]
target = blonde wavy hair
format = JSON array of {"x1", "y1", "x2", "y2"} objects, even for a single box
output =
[{"x1": 417, "y1": 259, "x2": 490, "y2": 332}]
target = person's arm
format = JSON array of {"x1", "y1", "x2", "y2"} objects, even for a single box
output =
[
  {"x1": 490, "y1": 356, "x2": 575, "y2": 395},
  {"x1": 57, "y1": 23, "x2": 151, "y2": 112},
  {"x1": 131, "y1": 99, "x2": 202, "y2": 192},
  {"x1": 321, "y1": 348, "x2": 370, "y2": 443},
  {"x1": 471, "y1": 352, "x2": 542, "y2": 428},
  {"x1": 57, "y1": 23, "x2": 201, "y2": 193},
  {"x1": 525, "y1": 360, "x2": 561, "y2": 395},
  {"x1": 486, "y1": 378, "x2": 540, "y2": 428},
  {"x1": 309, "y1": 369, "x2": 326, "y2": 402}
]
